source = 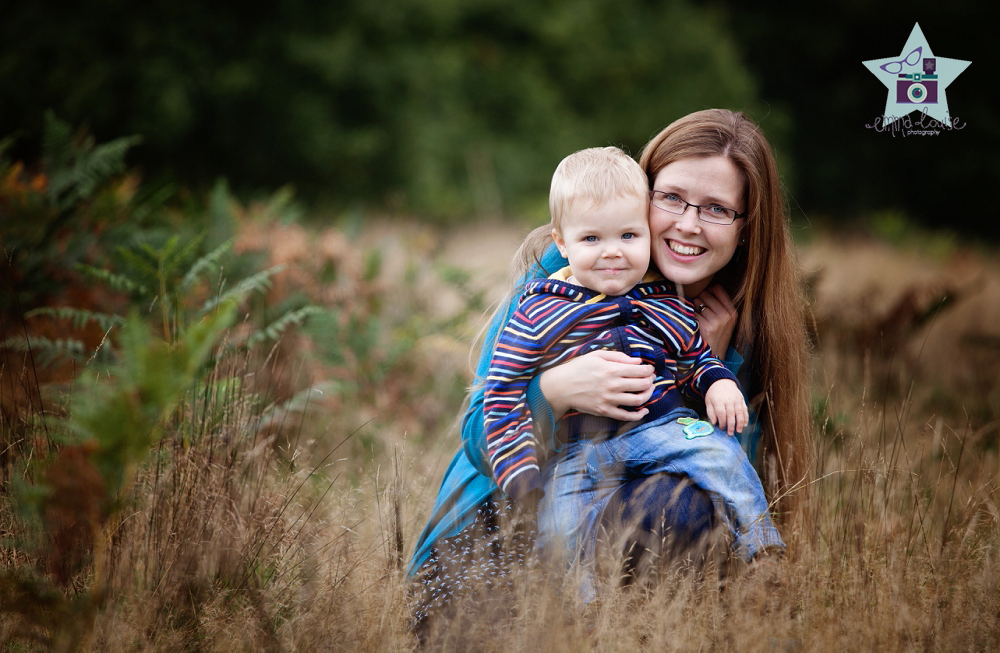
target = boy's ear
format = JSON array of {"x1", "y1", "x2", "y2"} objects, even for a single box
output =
[{"x1": 551, "y1": 228, "x2": 567, "y2": 258}]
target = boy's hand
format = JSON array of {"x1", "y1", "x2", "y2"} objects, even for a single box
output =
[{"x1": 705, "y1": 379, "x2": 748, "y2": 436}]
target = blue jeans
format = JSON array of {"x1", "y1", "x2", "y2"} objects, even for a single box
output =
[{"x1": 536, "y1": 408, "x2": 784, "y2": 594}]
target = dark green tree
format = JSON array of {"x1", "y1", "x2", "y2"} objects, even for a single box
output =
[{"x1": 1, "y1": 0, "x2": 765, "y2": 218}]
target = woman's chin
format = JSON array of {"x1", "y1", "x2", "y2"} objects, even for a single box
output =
[{"x1": 653, "y1": 262, "x2": 708, "y2": 292}]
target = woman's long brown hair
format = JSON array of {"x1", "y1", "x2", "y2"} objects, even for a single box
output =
[{"x1": 639, "y1": 109, "x2": 812, "y2": 515}]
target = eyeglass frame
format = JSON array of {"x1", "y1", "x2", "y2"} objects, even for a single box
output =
[
  {"x1": 648, "y1": 190, "x2": 746, "y2": 225},
  {"x1": 878, "y1": 46, "x2": 922, "y2": 75}
]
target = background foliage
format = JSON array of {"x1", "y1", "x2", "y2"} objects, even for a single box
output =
[
  {"x1": 3, "y1": 1, "x2": 993, "y2": 232},
  {"x1": 1, "y1": 0, "x2": 763, "y2": 219}
]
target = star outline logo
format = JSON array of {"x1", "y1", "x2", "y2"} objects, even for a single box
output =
[{"x1": 863, "y1": 23, "x2": 970, "y2": 127}]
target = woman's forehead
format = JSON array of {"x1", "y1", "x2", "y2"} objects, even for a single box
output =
[{"x1": 653, "y1": 156, "x2": 745, "y2": 207}]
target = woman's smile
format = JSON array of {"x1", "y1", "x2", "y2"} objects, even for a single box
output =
[
  {"x1": 667, "y1": 240, "x2": 707, "y2": 257},
  {"x1": 649, "y1": 156, "x2": 745, "y2": 297}
]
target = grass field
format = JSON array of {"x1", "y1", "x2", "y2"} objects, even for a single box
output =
[{"x1": 2, "y1": 218, "x2": 998, "y2": 651}]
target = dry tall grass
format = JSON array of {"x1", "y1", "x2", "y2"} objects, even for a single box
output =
[{"x1": 2, "y1": 220, "x2": 998, "y2": 651}]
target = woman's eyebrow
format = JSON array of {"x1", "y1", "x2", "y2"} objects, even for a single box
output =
[{"x1": 657, "y1": 184, "x2": 737, "y2": 207}]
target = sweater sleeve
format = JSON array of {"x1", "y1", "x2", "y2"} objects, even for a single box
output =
[
  {"x1": 722, "y1": 346, "x2": 744, "y2": 376},
  {"x1": 459, "y1": 242, "x2": 567, "y2": 483},
  {"x1": 678, "y1": 328, "x2": 739, "y2": 402},
  {"x1": 483, "y1": 300, "x2": 548, "y2": 502}
]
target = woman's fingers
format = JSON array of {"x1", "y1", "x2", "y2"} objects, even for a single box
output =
[
  {"x1": 608, "y1": 405, "x2": 650, "y2": 422},
  {"x1": 538, "y1": 349, "x2": 654, "y2": 420},
  {"x1": 613, "y1": 380, "x2": 654, "y2": 406},
  {"x1": 588, "y1": 349, "x2": 653, "y2": 371},
  {"x1": 693, "y1": 285, "x2": 738, "y2": 358},
  {"x1": 700, "y1": 284, "x2": 737, "y2": 315}
]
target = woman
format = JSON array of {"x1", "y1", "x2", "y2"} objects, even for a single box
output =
[{"x1": 409, "y1": 109, "x2": 811, "y2": 627}]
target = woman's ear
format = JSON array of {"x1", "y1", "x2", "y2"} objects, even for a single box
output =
[{"x1": 551, "y1": 228, "x2": 568, "y2": 257}]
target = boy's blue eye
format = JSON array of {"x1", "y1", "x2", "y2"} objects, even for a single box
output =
[
  {"x1": 584, "y1": 235, "x2": 597, "y2": 242},
  {"x1": 622, "y1": 233, "x2": 634, "y2": 240}
]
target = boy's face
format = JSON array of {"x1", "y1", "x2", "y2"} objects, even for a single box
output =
[{"x1": 552, "y1": 194, "x2": 650, "y2": 296}]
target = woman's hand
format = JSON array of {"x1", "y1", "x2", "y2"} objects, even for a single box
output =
[
  {"x1": 538, "y1": 350, "x2": 654, "y2": 421},
  {"x1": 692, "y1": 285, "x2": 738, "y2": 359}
]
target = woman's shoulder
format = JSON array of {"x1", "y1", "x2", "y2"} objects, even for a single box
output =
[{"x1": 536, "y1": 242, "x2": 567, "y2": 277}]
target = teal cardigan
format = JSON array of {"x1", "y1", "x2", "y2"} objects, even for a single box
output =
[{"x1": 407, "y1": 244, "x2": 759, "y2": 576}]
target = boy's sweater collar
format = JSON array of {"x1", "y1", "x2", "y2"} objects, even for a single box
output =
[
  {"x1": 525, "y1": 266, "x2": 675, "y2": 302},
  {"x1": 548, "y1": 265, "x2": 665, "y2": 284}
]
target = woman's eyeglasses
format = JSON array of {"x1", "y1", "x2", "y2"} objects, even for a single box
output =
[{"x1": 649, "y1": 190, "x2": 745, "y2": 225}]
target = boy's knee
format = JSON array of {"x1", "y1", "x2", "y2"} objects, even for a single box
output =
[{"x1": 694, "y1": 433, "x2": 747, "y2": 469}]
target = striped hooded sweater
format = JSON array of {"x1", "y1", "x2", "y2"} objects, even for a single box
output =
[{"x1": 484, "y1": 272, "x2": 738, "y2": 503}]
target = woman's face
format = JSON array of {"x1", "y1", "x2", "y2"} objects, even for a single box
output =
[{"x1": 648, "y1": 156, "x2": 746, "y2": 298}]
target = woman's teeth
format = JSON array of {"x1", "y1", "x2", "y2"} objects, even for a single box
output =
[{"x1": 669, "y1": 241, "x2": 705, "y2": 256}]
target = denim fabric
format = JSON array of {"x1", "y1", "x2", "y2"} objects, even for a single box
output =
[
  {"x1": 600, "y1": 471, "x2": 718, "y2": 564},
  {"x1": 536, "y1": 407, "x2": 783, "y2": 596}
]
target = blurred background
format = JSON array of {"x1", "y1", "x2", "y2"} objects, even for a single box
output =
[
  {"x1": 1, "y1": 0, "x2": 996, "y2": 232},
  {"x1": 2, "y1": 3, "x2": 1000, "y2": 649}
]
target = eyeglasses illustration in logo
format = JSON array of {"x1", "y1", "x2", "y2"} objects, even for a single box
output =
[
  {"x1": 863, "y1": 23, "x2": 969, "y2": 127},
  {"x1": 879, "y1": 46, "x2": 922, "y2": 75}
]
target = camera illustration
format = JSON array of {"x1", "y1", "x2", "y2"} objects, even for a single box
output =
[{"x1": 897, "y1": 57, "x2": 938, "y2": 104}]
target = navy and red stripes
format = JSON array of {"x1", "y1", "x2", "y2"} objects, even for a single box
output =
[{"x1": 484, "y1": 276, "x2": 737, "y2": 502}]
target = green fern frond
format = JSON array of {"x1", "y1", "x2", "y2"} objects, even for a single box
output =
[
  {"x1": 42, "y1": 111, "x2": 142, "y2": 211},
  {"x1": 171, "y1": 233, "x2": 207, "y2": 278},
  {"x1": 260, "y1": 185, "x2": 299, "y2": 224},
  {"x1": 56, "y1": 136, "x2": 142, "y2": 211},
  {"x1": 245, "y1": 305, "x2": 324, "y2": 350},
  {"x1": 26, "y1": 307, "x2": 125, "y2": 332},
  {"x1": 130, "y1": 182, "x2": 175, "y2": 223},
  {"x1": 77, "y1": 263, "x2": 146, "y2": 295},
  {"x1": 115, "y1": 245, "x2": 159, "y2": 283},
  {"x1": 208, "y1": 179, "x2": 236, "y2": 229},
  {"x1": 63, "y1": 301, "x2": 237, "y2": 496},
  {"x1": 79, "y1": 136, "x2": 142, "y2": 185},
  {"x1": 181, "y1": 238, "x2": 232, "y2": 292},
  {"x1": 143, "y1": 234, "x2": 186, "y2": 278},
  {"x1": 2, "y1": 335, "x2": 88, "y2": 368},
  {"x1": 199, "y1": 265, "x2": 286, "y2": 315}
]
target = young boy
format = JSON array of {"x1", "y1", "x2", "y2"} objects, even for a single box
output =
[{"x1": 483, "y1": 146, "x2": 782, "y2": 570}]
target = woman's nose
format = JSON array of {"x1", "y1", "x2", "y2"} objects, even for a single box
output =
[{"x1": 674, "y1": 206, "x2": 702, "y2": 233}]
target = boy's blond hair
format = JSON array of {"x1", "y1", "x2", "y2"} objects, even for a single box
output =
[{"x1": 548, "y1": 146, "x2": 648, "y2": 232}]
